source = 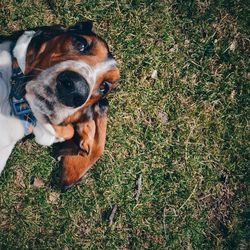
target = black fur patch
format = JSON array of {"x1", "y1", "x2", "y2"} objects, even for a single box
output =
[
  {"x1": 45, "y1": 85, "x2": 54, "y2": 96},
  {"x1": 98, "y1": 98, "x2": 109, "y2": 114},
  {"x1": 35, "y1": 93, "x2": 55, "y2": 112},
  {"x1": 107, "y1": 51, "x2": 114, "y2": 59},
  {"x1": 68, "y1": 21, "x2": 93, "y2": 35}
]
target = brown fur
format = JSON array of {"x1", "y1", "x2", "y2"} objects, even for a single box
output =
[
  {"x1": 24, "y1": 23, "x2": 119, "y2": 188},
  {"x1": 64, "y1": 68, "x2": 120, "y2": 124},
  {"x1": 59, "y1": 102, "x2": 108, "y2": 189},
  {"x1": 53, "y1": 124, "x2": 74, "y2": 140},
  {"x1": 25, "y1": 34, "x2": 110, "y2": 75}
]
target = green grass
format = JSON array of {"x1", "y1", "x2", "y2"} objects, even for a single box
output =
[{"x1": 0, "y1": 0, "x2": 249, "y2": 249}]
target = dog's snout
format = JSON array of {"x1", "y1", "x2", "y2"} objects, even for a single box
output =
[{"x1": 56, "y1": 70, "x2": 90, "y2": 108}]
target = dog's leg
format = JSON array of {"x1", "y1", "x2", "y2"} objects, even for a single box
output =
[
  {"x1": 53, "y1": 124, "x2": 75, "y2": 141},
  {"x1": 32, "y1": 123, "x2": 57, "y2": 146},
  {"x1": 0, "y1": 49, "x2": 12, "y2": 115},
  {"x1": 0, "y1": 47, "x2": 22, "y2": 174},
  {"x1": 0, "y1": 143, "x2": 15, "y2": 174},
  {"x1": 33, "y1": 122, "x2": 73, "y2": 146},
  {"x1": 60, "y1": 99, "x2": 108, "y2": 190},
  {"x1": 0, "y1": 114, "x2": 24, "y2": 149},
  {"x1": 0, "y1": 114, "x2": 25, "y2": 174}
]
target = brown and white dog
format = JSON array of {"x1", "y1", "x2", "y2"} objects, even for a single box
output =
[{"x1": 0, "y1": 22, "x2": 120, "y2": 189}]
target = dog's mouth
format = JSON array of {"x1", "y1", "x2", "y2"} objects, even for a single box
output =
[{"x1": 25, "y1": 60, "x2": 95, "y2": 125}]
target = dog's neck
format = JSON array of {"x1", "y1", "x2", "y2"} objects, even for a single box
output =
[
  {"x1": 9, "y1": 31, "x2": 37, "y2": 102},
  {"x1": 8, "y1": 31, "x2": 37, "y2": 136}
]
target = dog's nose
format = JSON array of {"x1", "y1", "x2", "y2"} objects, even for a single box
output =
[{"x1": 56, "y1": 70, "x2": 90, "y2": 108}]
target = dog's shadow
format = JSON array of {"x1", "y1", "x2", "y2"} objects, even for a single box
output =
[
  {"x1": 49, "y1": 159, "x2": 62, "y2": 191},
  {"x1": 49, "y1": 142, "x2": 66, "y2": 191}
]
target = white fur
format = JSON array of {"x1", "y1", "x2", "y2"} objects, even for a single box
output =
[
  {"x1": 0, "y1": 113, "x2": 24, "y2": 173},
  {"x1": 0, "y1": 32, "x2": 59, "y2": 174},
  {"x1": 25, "y1": 60, "x2": 96, "y2": 125},
  {"x1": 0, "y1": 114, "x2": 24, "y2": 148},
  {"x1": 93, "y1": 59, "x2": 117, "y2": 76},
  {"x1": 0, "y1": 143, "x2": 16, "y2": 174},
  {"x1": 0, "y1": 48, "x2": 12, "y2": 115},
  {"x1": 13, "y1": 31, "x2": 35, "y2": 73},
  {"x1": 33, "y1": 123, "x2": 64, "y2": 146},
  {"x1": 0, "y1": 37, "x2": 27, "y2": 173},
  {"x1": 0, "y1": 31, "x2": 117, "y2": 174}
]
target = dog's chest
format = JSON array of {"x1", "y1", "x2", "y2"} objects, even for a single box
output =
[{"x1": 0, "y1": 41, "x2": 12, "y2": 115}]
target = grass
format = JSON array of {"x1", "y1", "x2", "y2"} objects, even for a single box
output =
[{"x1": 0, "y1": 0, "x2": 249, "y2": 249}]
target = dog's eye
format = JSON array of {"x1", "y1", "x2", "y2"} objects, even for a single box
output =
[
  {"x1": 99, "y1": 81, "x2": 110, "y2": 95},
  {"x1": 72, "y1": 36, "x2": 89, "y2": 53}
]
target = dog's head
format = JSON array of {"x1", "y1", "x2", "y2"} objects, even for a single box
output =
[{"x1": 16, "y1": 21, "x2": 120, "y2": 125}]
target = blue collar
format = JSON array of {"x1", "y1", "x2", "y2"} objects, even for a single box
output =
[
  {"x1": 9, "y1": 66, "x2": 36, "y2": 136},
  {"x1": 10, "y1": 97, "x2": 37, "y2": 136}
]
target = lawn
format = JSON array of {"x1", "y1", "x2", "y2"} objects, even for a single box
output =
[{"x1": 0, "y1": 0, "x2": 249, "y2": 249}]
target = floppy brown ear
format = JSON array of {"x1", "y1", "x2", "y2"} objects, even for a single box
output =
[
  {"x1": 59, "y1": 99, "x2": 108, "y2": 190},
  {"x1": 24, "y1": 25, "x2": 67, "y2": 75}
]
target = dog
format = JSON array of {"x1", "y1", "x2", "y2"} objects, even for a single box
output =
[{"x1": 0, "y1": 22, "x2": 120, "y2": 188}]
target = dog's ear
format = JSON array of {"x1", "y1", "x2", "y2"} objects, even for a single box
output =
[
  {"x1": 58, "y1": 99, "x2": 108, "y2": 190},
  {"x1": 28, "y1": 21, "x2": 94, "y2": 54},
  {"x1": 68, "y1": 21, "x2": 94, "y2": 35},
  {"x1": 27, "y1": 25, "x2": 66, "y2": 57},
  {"x1": 32, "y1": 25, "x2": 66, "y2": 41}
]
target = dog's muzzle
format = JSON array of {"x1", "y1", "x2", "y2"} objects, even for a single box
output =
[
  {"x1": 25, "y1": 60, "x2": 96, "y2": 125},
  {"x1": 56, "y1": 70, "x2": 90, "y2": 108}
]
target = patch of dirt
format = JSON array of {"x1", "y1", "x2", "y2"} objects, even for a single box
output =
[
  {"x1": 32, "y1": 177, "x2": 44, "y2": 188},
  {"x1": 13, "y1": 169, "x2": 25, "y2": 188},
  {"x1": 200, "y1": 178, "x2": 234, "y2": 221},
  {"x1": 47, "y1": 192, "x2": 60, "y2": 204},
  {"x1": 198, "y1": 174, "x2": 235, "y2": 237}
]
